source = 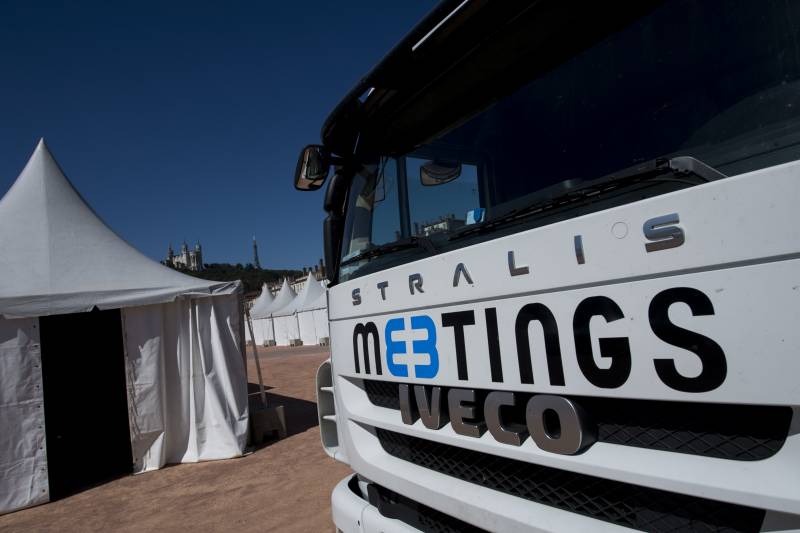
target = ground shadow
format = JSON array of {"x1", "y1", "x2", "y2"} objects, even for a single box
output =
[
  {"x1": 247, "y1": 382, "x2": 275, "y2": 394},
  {"x1": 248, "y1": 387, "x2": 319, "y2": 450}
]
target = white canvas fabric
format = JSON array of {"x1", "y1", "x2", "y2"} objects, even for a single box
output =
[
  {"x1": 0, "y1": 140, "x2": 237, "y2": 319},
  {"x1": 123, "y1": 297, "x2": 248, "y2": 472},
  {"x1": 296, "y1": 282, "x2": 328, "y2": 345},
  {"x1": 250, "y1": 317, "x2": 274, "y2": 346},
  {"x1": 270, "y1": 279, "x2": 323, "y2": 345},
  {"x1": 0, "y1": 141, "x2": 248, "y2": 515},
  {"x1": 251, "y1": 280, "x2": 296, "y2": 345},
  {"x1": 310, "y1": 307, "x2": 329, "y2": 341},
  {"x1": 275, "y1": 278, "x2": 324, "y2": 316},
  {"x1": 0, "y1": 317, "x2": 48, "y2": 514},
  {"x1": 248, "y1": 283, "x2": 273, "y2": 317},
  {"x1": 247, "y1": 285, "x2": 275, "y2": 346},
  {"x1": 251, "y1": 279, "x2": 296, "y2": 319},
  {"x1": 296, "y1": 309, "x2": 317, "y2": 345},
  {"x1": 272, "y1": 314, "x2": 297, "y2": 346}
]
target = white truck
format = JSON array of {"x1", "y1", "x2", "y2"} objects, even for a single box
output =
[{"x1": 295, "y1": 1, "x2": 800, "y2": 531}]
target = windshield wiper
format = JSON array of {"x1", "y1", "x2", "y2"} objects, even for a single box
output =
[
  {"x1": 340, "y1": 235, "x2": 437, "y2": 267},
  {"x1": 450, "y1": 156, "x2": 725, "y2": 241}
]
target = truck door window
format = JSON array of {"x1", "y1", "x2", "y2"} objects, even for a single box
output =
[
  {"x1": 371, "y1": 158, "x2": 403, "y2": 245},
  {"x1": 339, "y1": 156, "x2": 484, "y2": 280},
  {"x1": 339, "y1": 159, "x2": 403, "y2": 265}
]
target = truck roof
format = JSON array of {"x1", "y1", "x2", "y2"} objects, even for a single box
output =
[
  {"x1": 321, "y1": 1, "x2": 661, "y2": 158},
  {"x1": 320, "y1": 0, "x2": 465, "y2": 155}
]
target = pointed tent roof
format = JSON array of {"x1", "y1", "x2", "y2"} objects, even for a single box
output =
[
  {"x1": 273, "y1": 277, "x2": 325, "y2": 317},
  {"x1": 249, "y1": 283, "x2": 274, "y2": 316},
  {"x1": 300, "y1": 281, "x2": 327, "y2": 312},
  {"x1": 0, "y1": 140, "x2": 238, "y2": 318},
  {"x1": 251, "y1": 278, "x2": 296, "y2": 319}
]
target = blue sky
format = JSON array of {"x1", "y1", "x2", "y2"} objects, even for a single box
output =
[{"x1": 0, "y1": 1, "x2": 434, "y2": 268}]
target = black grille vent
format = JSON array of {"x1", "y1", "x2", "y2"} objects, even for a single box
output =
[
  {"x1": 366, "y1": 481, "x2": 485, "y2": 533},
  {"x1": 363, "y1": 380, "x2": 791, "y2": 461},
  {"x1": 365, "y1": 379, "x2": 401, "y2": 409},
  {"x1": 377, "y1": 428, "x2": 765, "y2": 533}
]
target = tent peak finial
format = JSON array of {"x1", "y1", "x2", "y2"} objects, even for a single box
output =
[{"x1": 34, "y1": 138, "x2": 50, "y2": 155}]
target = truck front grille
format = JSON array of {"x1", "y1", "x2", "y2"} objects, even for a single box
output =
[
  {"x1": 364, "y1": 379, "x2": 791, "y2": 461},
  {"x1": 376, "y1": 428, "x2": 765, "y2": 533},
  {"x1": 366, "y1": 480, "x2": 485, "y2": 533}
]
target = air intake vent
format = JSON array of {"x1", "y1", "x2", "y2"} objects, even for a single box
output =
[
  {"x1": 377, "y1": 428, "x2": 765, "y2": 533},
  {"x1": 367, "y1": 482, "x2": 485, "y2": 533},
  {"x1": 316, "y1": 360, "x2": 339, "y2": 457}
]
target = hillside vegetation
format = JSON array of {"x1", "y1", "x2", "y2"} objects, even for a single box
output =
[{"x1": 170, "y1": 263, "x2": 302, "y2": 293}]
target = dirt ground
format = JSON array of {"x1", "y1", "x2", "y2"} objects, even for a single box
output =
[{"x1": 0, "y1": 345, "x2": 350, "y2": 533}]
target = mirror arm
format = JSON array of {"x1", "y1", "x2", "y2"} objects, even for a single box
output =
[
  {"x1": 323, "y1": 172, "x2": 350, "y2": 214},
  {"x1": 322, "y1": 172, "x2": 351, "y2": 284},
  {"x1": 323, "y1": 214, "x2": 343, "y2": 287},
  {"x1": 328, "y1": 154, "x2": 347, "y2": 166}
]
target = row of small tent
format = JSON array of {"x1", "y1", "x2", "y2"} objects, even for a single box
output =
[{"x1": 248, "y1": 277, "x2": 328, "y2": 346}]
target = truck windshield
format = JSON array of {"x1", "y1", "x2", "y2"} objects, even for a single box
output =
[{"x1": 339, "y1": 0, "x2": 800, "y2": 282}]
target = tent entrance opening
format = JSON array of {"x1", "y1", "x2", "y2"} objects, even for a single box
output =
[{"x1": 39, "y1": 308, "x2": 133, "y2": 500}]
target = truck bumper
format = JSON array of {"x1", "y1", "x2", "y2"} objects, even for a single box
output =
[{"x1": 332, "y1": 475, "x2": 420, "y2": 533}]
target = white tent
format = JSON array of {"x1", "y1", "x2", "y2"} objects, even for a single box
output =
[
  {"x1": 275, "y1": 279, "x2": 327, "y2": 346},
  {"x1": 251, "y1": 279, "x2": 296, "y2": 346},
  {"x1": 249, "y1": 283, "x2": 273, "y2": 317},
  {"x1": 248, "y1": 284, "x2": 274, "y2": 346},
  {"x1": 271, "y1": 279, "x2": 324, "y2": 346},
  {"x1": 0, "y1": 140, "x2": 249, "y2": 515},
  {"x1": 297, "y1": 281, "x2": 329, "y2": 345}
]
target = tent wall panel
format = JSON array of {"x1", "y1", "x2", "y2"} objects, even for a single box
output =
[
  {"x1": 297, "y1": 307, "x2": 328, "y2": 345},
  {"x1": 296, "y1": 282, "x2": 328, "y2": 345},
  {"x1": 272, "y1": 315, "x2": 296, "y2": 346},
  {"x1": 312, "y1": 308, "x2": 329, "y2": 341},
  {"x1": 123, "y1": 294, "x2": 248, "y2": 473},
  {"x1": 289, "y1": 315, "x2": 301, "y2": 342},
  {"x1": 297, "y1": 310, "x2": 318, "y2": 345},
  {"x1": 274, "y1": 319, "x2": 288, "y2": 345},
  {"x1": 0, "y1": 317, "x2": 48, "y2": 515},
  {"x1": 251, "y1": 317, "x2": 274, "y2": 346},
  {"x1": 262, "y1": 318, "x2": 276, "y2": 343}
]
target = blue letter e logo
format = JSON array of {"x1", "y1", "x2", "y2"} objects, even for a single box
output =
[{"x1": 385, "y1": 315, "x2": 439, "y2": 379}]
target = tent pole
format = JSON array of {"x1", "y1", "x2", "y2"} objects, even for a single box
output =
[{"x1": 245, "y1": 309, "x2": 267, "y2": 407}]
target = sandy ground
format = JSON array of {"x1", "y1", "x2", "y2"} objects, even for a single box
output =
[{"x1": 0, "y1": 345, "x2": 350, "y2": 533}]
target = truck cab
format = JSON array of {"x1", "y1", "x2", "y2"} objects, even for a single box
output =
[{"x1": 299, "y1": 1, "x2": 800, "y2": 531}]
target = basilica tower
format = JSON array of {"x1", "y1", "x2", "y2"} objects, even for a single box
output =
[{"x1": 253, "y1": 236, "x2": 261, "y2": 269}]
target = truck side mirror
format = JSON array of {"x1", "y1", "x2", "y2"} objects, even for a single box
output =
[{"x1": 294, "y1": 145, "x2": 332, "y2": 191}]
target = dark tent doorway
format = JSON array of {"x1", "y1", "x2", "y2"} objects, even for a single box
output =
[{"x1": 39, "y1": 308, "x2": 133, "y2": 500}]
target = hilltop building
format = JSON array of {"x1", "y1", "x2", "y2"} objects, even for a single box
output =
[{"x1": 166, "y1": 241, "x2": 204, "y2": 272}]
